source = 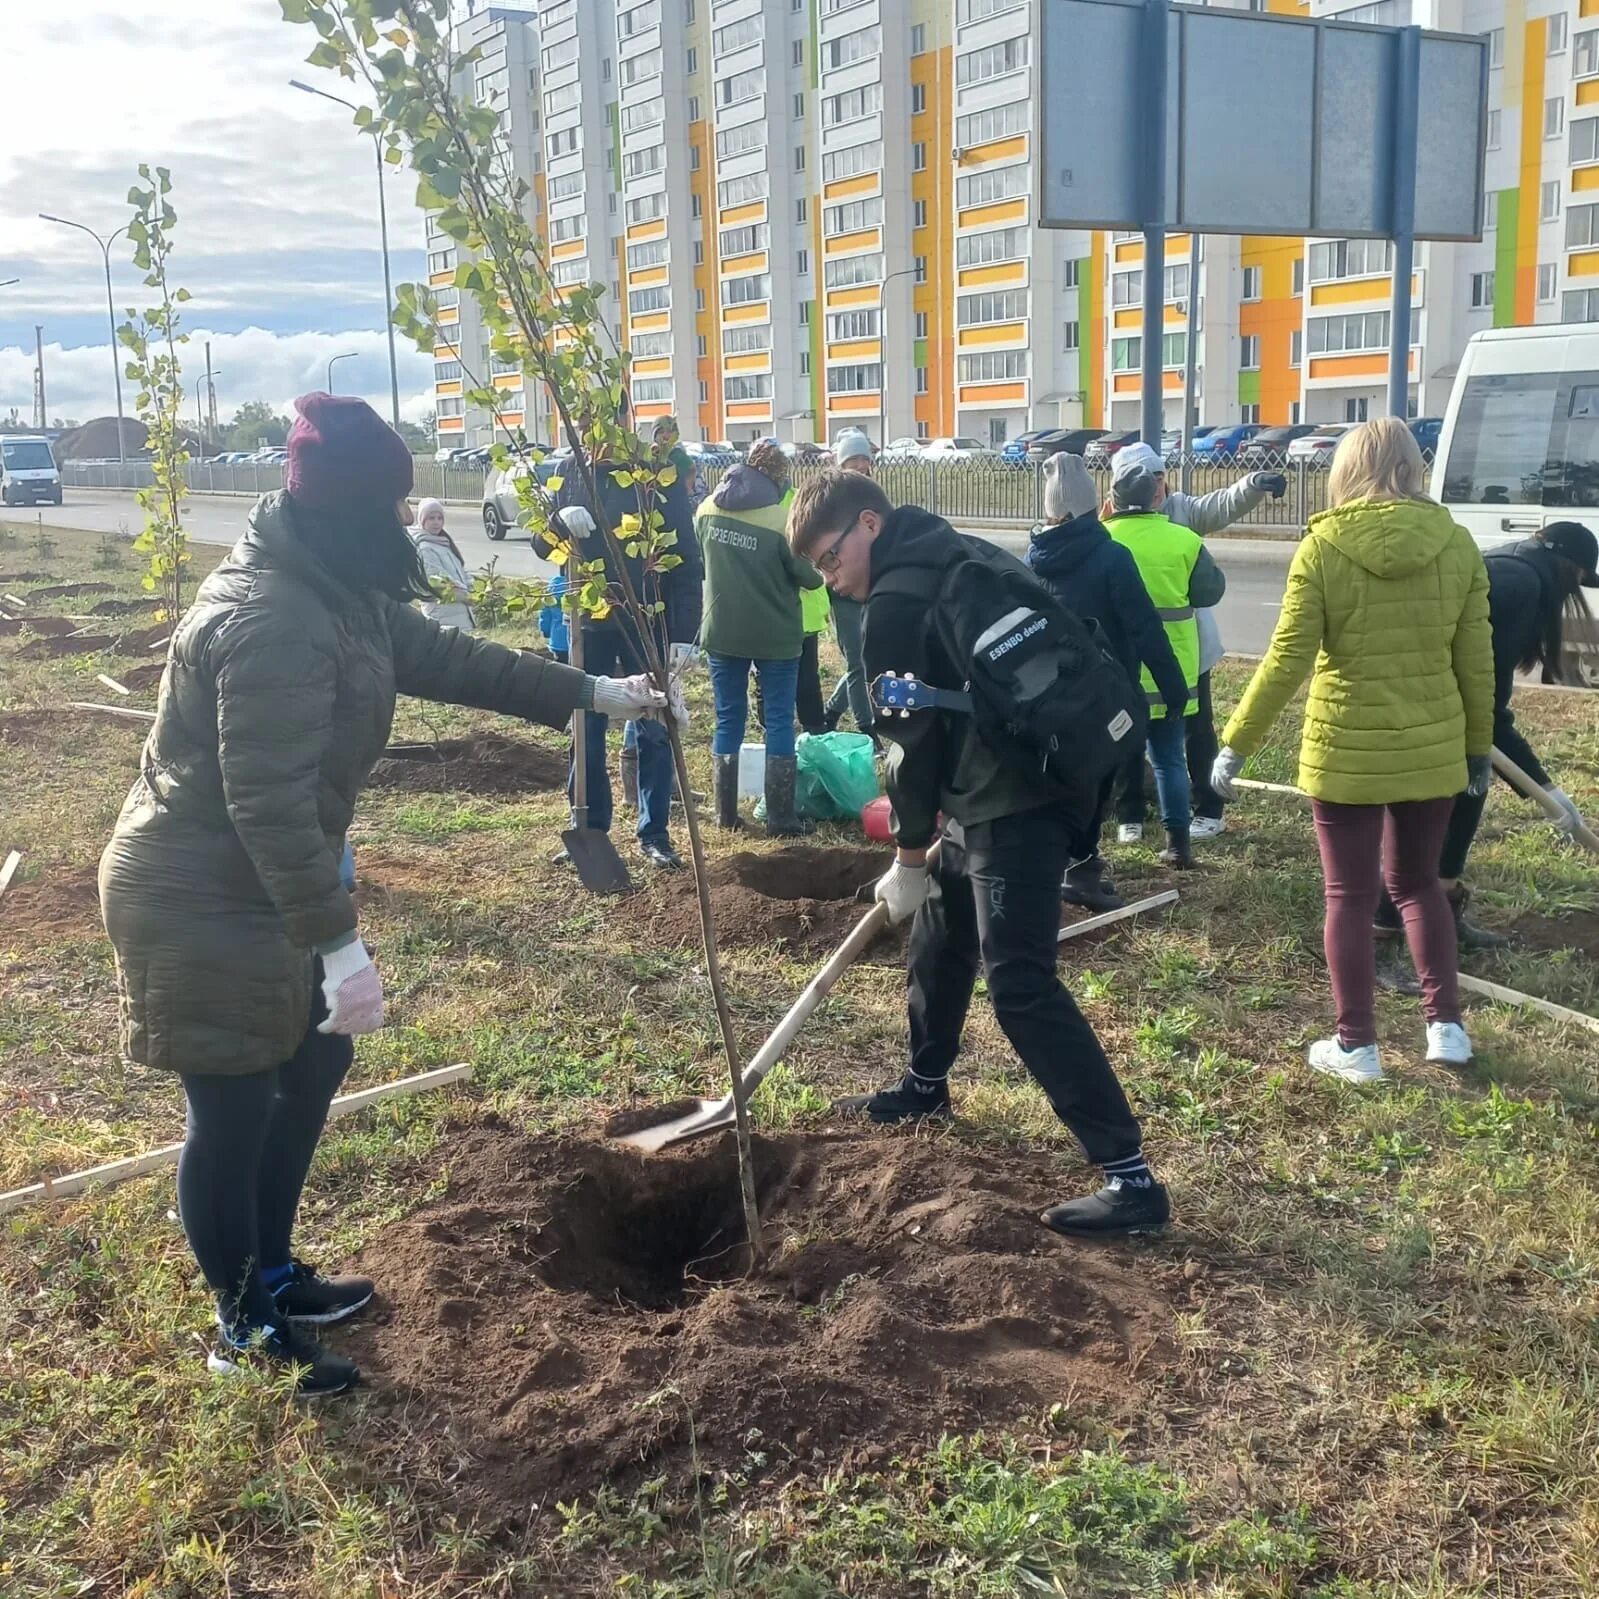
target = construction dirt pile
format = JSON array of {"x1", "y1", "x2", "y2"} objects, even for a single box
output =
[
  {"x1": 366, "y1": 735, "x2": 567, "y2": 798},
  {"x1": 52, "y1": 417, "x2": 148, "y2": 460},
  {"x1": 624, "y1": 843, "x2": 894, "y2": 957},
  {"x1": 342, "y1": 1122, "x2": 1174, "y2": 1522}
]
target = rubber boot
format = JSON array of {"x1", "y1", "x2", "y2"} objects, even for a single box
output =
[
  {"x1": 713, "y1": 753, "x2": 743, "y2": 831},
  {"x1": 764, "y1": 754, "x2": 813, "y2": 838},
  {"x1": 1448, "y1": 883, "x2": 1509, "y2": 950},
  {"x1": 620, "y1": 745, "x2": 639, "y2": 812},
  {"x1": 1159, "y1": 826, "x2": 1193, "y2": 869},
  {"x1": 1061, "y1": 856, "x2": 1125, "y2": 912}
]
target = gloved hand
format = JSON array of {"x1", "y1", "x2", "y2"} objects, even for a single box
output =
[
  {"x1": 1466, "y1": 755, "x2": 1492, "y2": 798},
  {"x1": 557, "y1": 505, "x2": 596, "y2": 538},
  {"x1": 874, "y1": 859, "x2": 930, "y2": 925},
  {"x1": 317, "y1": 938, "x2": 385, "y2": 1037},
  {"x1": 589, "y1": 673, "x2": 667, "y2": 719},
  {"x1": 1210, "y1": 747, "x2": 1245, "y2": 801},
  {"x1": 1250, "y1": 471, "x2": 1288, "y2": 499},
  {"x1": 1544, "y1": 784, "x2": 1583, "y2": 834},
  {"x1": 656, "y1": 672, "x2": 690, "y2": 730}
]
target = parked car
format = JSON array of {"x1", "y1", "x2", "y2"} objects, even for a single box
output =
[
  {"x1": 683, "y1": 440, "x2": 736, "y2": 469},
  {"x1": 247, "y1": 447, "x2": 289, "y2": 464},
  {"x1": 482, "y1": 463, "x2": 528, "y2": 542},
  {"x1": 1083, "y1": 429, "x2": 1142, "y2": 467},
  {"x1": 1409, "y1": 416, "x2": 1443, "y2": 453},
  {"x1": 1006, "y1": 427, "x2": 1108, "y2": 464},
  {"x1": 1238, "y1": 425, "x2": 1316, "y2": 467},
  {"x1": 0, "y1": 434, "x2": 62, "y2": 506},
  {"x1": 1285, "y1": 425, "x2": 1352, "y2": 466},
  {"x1": 781, "y1": 440, "x2": 833, "y2": 466},
  {"x1": 1160, "y1": 426, "x2": 1216, "y2": 460},
  {"x1": 922, "y1": 436, "x2": 995, "y2": 461},
  {"x1": 880, "y1": 436, "x2": 925, "y2": 459},
  {"x1": 1191, "y1": 424, "x2": 1263, "y2": 462}
]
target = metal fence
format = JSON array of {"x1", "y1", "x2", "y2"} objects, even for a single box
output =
[{"x1": 65, "y1": 451, "x2": 1398, "y2": 535}]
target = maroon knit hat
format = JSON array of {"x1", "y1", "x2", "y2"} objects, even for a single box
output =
[{"x1": 285, "y1": 392, "x2": 414, "y2": 511}]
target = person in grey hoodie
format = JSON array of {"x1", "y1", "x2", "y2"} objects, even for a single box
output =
[{"x1": 1104, "y1": 442, "x2": 1286, "y2": 842}]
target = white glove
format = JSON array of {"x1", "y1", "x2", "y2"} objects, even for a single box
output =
[
  {"x1": 1545, "y1": 785, "x2": 1583, "y2": 834},
  {"x1": 874, "y1": 859, "x2": 930, "y2": 925},
  {"x1": 658, "y1": 673, "x2": 689, "y2": 730},
  {"x1": 317, "y1": 938, "x2": 385, "y2": 1037},
  {"x1": 590, "y1": 672, "x2": 667, "y2": 718},
  {"x1": 557, "y1": 505, "x2": 595, "y2": 538},
  {"x1": 1210, "y1": 747, "x2": 1244, "y2": 802}
]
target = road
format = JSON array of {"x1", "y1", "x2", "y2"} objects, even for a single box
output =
[{"x1": 28, "y1": 489, "x2": 1297, "y2": 655}]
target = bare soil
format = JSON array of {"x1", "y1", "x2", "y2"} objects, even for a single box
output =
[
  {"x1": 0, "y1": 864, "x2": 102, "y2": 941},
  {"x1": 113, "y1": 663, "x2": 166, "y2": 693},
  {"x1": 340, "y1": 1122, "x2": 1173, "y2": 1521},
  {"x1": 87, "y1": 597, "x2": 160, "y2": 618},
  {"x1": 26, "y1": 582, "x2": 115, "y2": 600},
  {"x1": 112, "y1": 625, "x2": 173, "y2": 655},
  {"x1": 366, "y1": 734, "x2": 567, "y2": 797},
  {"x1": 1512, "y1": 906, "x2": 1599, "y2": 962},
  {"x1": 16, "y1": 633, "x2": 117, "y2": 659}
]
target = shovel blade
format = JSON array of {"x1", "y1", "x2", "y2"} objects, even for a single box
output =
[
  {"x1": 614, "y1": 1097, "x2": 735, "y2": 1152},
  {"x1": 560, "y1": 825, "x2": 634, "y2": 895}
]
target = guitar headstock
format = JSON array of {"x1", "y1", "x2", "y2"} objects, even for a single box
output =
[{"x1": 869, "y1": 671, "x2": 933, "y2": 718}]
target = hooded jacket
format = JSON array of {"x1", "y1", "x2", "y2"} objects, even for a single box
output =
[
  {"x1": 1162, "y1": 477, "x2": 1270, "y2": 671},
  {"x1": 1223, "y1": 497, "x2": 1493, "y2": 804},
  {"x1": 864, "y1": 505, "x2": 1068, "y2": 848},
  {"x1": 1027, "y1": 511, "x2": 1188, "y2": 716},
  {"x1": 98, "y1": 493, "x2": 588, "y2": 1075}
]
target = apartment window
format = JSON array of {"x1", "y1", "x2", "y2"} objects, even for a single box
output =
[
  {"x1": 913, "y1": 199, "x2": 928, "y2": 229},
  {"x1": 956, "y1": 162, "x2": 1029, "y2": 207},
  {"x1": 434, "y1": 359, "x2": 463, "y2": 382},
  {"x1": 1063, "y1": 320, "x2": 1079, "y2": 351},
  {"x1": 696, "y1": 287, "x2": 706, "y2": 310},
  {"x1": 797, "y1": 249, "x2": 809, "y2": 275},
  {"x1": 631, "y1": 331, "x2": 671, "y2": 357},
  {"x1": 957, "y1": 287, "x2": 1028, "y2": 326},
  {"x1": 692, "y1": 192, "x2": 702, "y2": 218},
  {"x1": 1307, "y1": 238, "x2": 1394, "y2": 281},
  {"x1": 544, "y1": 82, "x2": 581, "y2": 117},
  {"x1": 824, "y1": 26, "x2": 879, "y2": 70},
  {"x1": 621, "y1": 99, "x2": 664, "y2": 135},
  {"x1": 720, "y1": 223, "x2": 769, "y2": 256},
  {"x1": 620, "y1": 48, "x2": 663, "y2": 87},
  {"x1": 797, "y1": 198, "x2": 808, "y2": 223},
  {"x1": 1111, "y1": 269, "x2": 1142, "y2": 307},
  {"x1": 716, "y1": 120, "x2": 763, "y2": 161},
  {"x1": 917, "y1": 420, "x2": 930, "y2": 439},
  {"x1": 827, "y1": 308, "x2": 879, "y2": 340},
  {"x1": 1471, "y1": 271, "x2": 1495, "y2": 309},
  {"x1": 1292, "y1": 256, "x2": 1305, "y2": 295},
  {"x1": 1306, "y1": 311, "x2": 1391, "y2": 354},
  {"x1": 436, "y1": 396, "x2": 465, "y2": 418},
  {"x1": 793, "y1": 39, "x2": 804, "y2": 67},
  {"x1": 913, "y1": 141, "x2": 927, "y2": 171},
  {"x1": 713, "y1": 15, "x2": 761, "y2": 54},
  {"x1": 954, "y1": 226, "x2": 1029, "y2": 267},
  {"x1": 627, "y1": 238, "x2": 669, "y2": 269},
  {"x1": 1290, "y1": 401, "x2": 1301, "y2": 425},
  {"x1": 822, "y1": 140, "x2": 883, "y2": 184},
  {"x1": 725, "y1": 373, "x2": 774, "y2": 400},
  {"x1": 912, "y1": 23, "x2": 927, "y2": 53},
  {"x1": 628, "y1": 285, "x2": 670, "y2": 314},
  {"x1": 633, "y1": 377, "x2": 674, "y2": 403},
  {"x1": 625, "y1": 191, "x2": 666, "y2": 225},
  {"x1": 799, "y1": 301, "x2": 811, "y2": 326},
  {"x1": 794, "y1": 92, "x2": 805, "y2": 118},
  {"x1": 1485, "y1": 190, "x2": 1499, "y2": 228},
  {"x1": 915, "y1": 366, "x2": 929, "y2": 393},
  {"x1": 1566, "y1": 201, "x2": 1599, "y2": 248},
  {"x1": 1241, "y1": 403, "x2": 1260, "y2": 424},
  {"x1": 623, "y1": 144, "x2": 666, "y2": 180},
  {"x1": 1547, "y1": 97, "x2": 1566, "y2": 139},
  {"x1": 719, "y1": 67, "x2": 765, "y2": 106},
  {"x1": 546, "y1": 128, "x2": 580, "y2": 160},
  {"x1": 826, "y1": 363, "x2": 882, "y2": 394},
  {"x1": 686, "y1": 47, "x2": 697, "y2": 73},
  {"x1": 824, "y1": 197, "x2": 883, "y2": 234},
  {"x1": 431, "y1": 287, "x2": 458, "y2": 309},
  {"x1": 718, "y1": 171, "x2": 769, "y2": 207},
  {"x1": 1564, "y1": 286, "x2": 1599, "y2": 320},
  {"x1": 542, "y1": 37, "x2": 578, "y2": 73},
  {"x1": 912, "y1": 83, "x2": 927, "y2": 114},
  {"x1": 427, "y1": 247, "x2": 456, "y2": 275},
  {"x1": 693, "y1": 241, "x2": 704, "y2": 265},
  {"x1": 915, "y1": 310, "x2": 929, "y2": 339},
  {"x1": 1539, "y1": 261, "x2": 1558, "y2": 302},
  {"x1": 1242, "y1": 265, "x2": 1262, "y2": 301},
  {"x1": 957, "y1": 37, "x2": 1029, "y2": 86},
  {"x1": 1489, "y1": 27, "x2": 1505, "y2": 69},
  {"x1": 823, "y1": 83, "x2": 881, "y2": 127},
  {"x1": 1543, "y1": 179, "x2": 1562, "y2": 221},
  {"x1": 800, "y1": 351, "x2": 811, "y2": 376},
  {"x1": 956, "y1": 101, "x2": 1027, "y2": 149},
  {"x1": 1164, "y1": 263, "x2": 1190, "y2": 303},
  {"x1": 914, "y1": 254, "x2": 927, "y2": 283},
  {"x1": 1487, "y1": 109, "x2": 1501, "y2": 151},
  {"x1": 686, "y1": 0, "x2": 695, "y2": 19},
  {"x1": 1289, "y1": 328, "x2": 1302, "y2": 367},
  {"x1": 722, "y1": 273, "x2": 771, "y2": 306},
  {"x1": 690, "y1": 144, "x2": 702, "y2": 170},
  {"x1": 823, "y1": 252, "x2": 884, "y2": 287},
  {"x1": 1551, "y1": 12, "x2": 1569, "y2": 53},
  {"x1": 1240, "y1": 335, "x2": 1261, "y2": 369},
  {"x1": 724, "y1": 324, "x2": 773, "y2": 352},
  {"x1": 688, "y1": 95, "x2": 701, "y2": 122},
  {"x1": 618, "y1": 0, "x2": 661, "y2": 38},
  {"x1": 1344, "y1": 397, "x2": 1370, "y2": 423},
  {"x1": 1111, "y1": 337, "x2": 1140, "y2": 372},
  {"x1": 792, "y1": 143, "x2": 805, "y2": 171},
  {"x1": 1574, "y1": 115, "x2": 1599, "y2": 163},
  {"x1": 1577, "y1": 27, "x2": 1599, "y2": 76}
]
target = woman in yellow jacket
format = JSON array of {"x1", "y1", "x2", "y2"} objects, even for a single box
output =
[{"x1": 1211, "y1": 418, "x2": 1494, "y2": 1083}]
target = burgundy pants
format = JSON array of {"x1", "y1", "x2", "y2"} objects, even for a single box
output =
[{"x1": 1311, "y1": 797, "x2": 1461, "y2": 1048}]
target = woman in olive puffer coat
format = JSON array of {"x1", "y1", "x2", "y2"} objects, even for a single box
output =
[
  {"x1": 1211, "y1": 417, "x2": 1494, "y2": 1088},
  {"x1": 99, "y1": 394, "x2": 663, "y2": 1395}
]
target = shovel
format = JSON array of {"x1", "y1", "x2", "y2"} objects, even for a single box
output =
[{"x1": 560, "y1": 563, "x2": 633, "y2": 895}]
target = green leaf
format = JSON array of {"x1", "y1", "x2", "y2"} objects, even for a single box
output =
[
  {"x1": 174, "y1": 287, "x2": 192, "y2": 302},
  {"x1": 384, "y1": 144, "x2": 404, "y2": 165},
  {"x1": 545, "y1": 475, "x2": 564, "y2": 492},
  {"x1": 279, "y1": 0, "x2": 311, "y2": 21}
]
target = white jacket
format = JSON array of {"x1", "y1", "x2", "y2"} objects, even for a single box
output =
[
  {"x1": 1161, "y1": 478, "x2": 1268, "y2": 672},
  {"x1": 412, "y1": 529, "x2": 475, "y2": 632}
]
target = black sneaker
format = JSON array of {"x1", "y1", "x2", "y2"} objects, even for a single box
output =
[
  {"x1": 640, "y1": 838, "x2": 684, "y2": 870},
  {"x1": 1061, "y1": 856, "x2": 1125, "y2": 913},
  {"x1": 272, "y1": 1258, "x2": 374, "y2": 1326},
  {"x1": 849, "y1": 1074, "x2": 951, "y2": 1125},
  {"x1": 1039, "y1": 1177, "x2": 1171, "y2": 1238},
  {"x1": 208, "y1": 1316, "x2": 360, "y2": 1397}
]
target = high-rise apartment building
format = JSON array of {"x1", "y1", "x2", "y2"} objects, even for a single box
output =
[{"x1": 427, "y1": 0, "x2": 1591, "y2": 452}]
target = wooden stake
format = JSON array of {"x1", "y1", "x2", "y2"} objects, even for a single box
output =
[
  {"x1": 1458, "y1": 974, "x2": 1599, "y2": 1037},
  {"x1": 0, "y1": 850, "x2": 21, "y2": 902},
  {"x1": 0, "y1": 1065, "x2": 473, "y2": 1216},
  {"x1": 96, "y1": 673, "x2": 130, "y2": 697},
  {"x1": 1058, "y1": 888, "x2": 1180, "y2": 944},
  {"x1": 1233, "y1": 777, "x2": 1308, "y2": 799},
  {"x1": 65, "y1": 701, "x2": 156, "y2": 723}
]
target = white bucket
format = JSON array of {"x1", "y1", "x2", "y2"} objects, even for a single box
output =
[{"x1": 737, "y1": 742, "x2": 766, "y2": 799}]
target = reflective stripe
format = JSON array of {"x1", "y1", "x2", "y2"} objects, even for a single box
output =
[
  {"x1": 972, "y1": 606, "x2": 1037, "y2": 655},
  {"x1": 1155, "y1": 605, "x2": 1194, "y2": 621}
]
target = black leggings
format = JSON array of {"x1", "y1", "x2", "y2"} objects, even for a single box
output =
[{"x1": 177, "y1": 1005, "x2": 353, "y2": 1329}]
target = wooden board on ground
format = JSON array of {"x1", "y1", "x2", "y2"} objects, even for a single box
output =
[
  {"x1": 1058, "y1": 889, "x2": 1180, "y2": 944},
  {"x1": 0, "y1": 850, "x2": 21, "y2": 902},
  {"x1": 65, "y1": 701, "x2": 157, "y2": 724},
  {"x1": 1459, "y1": 973, "x2": 1599, "y2": 1037}
]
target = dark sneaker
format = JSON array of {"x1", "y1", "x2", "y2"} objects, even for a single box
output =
[
  {"x1": 1158, "y1": 828, "x2": 1193, "y2": 869},
  {"x1": 1447, "y1": 885, "x2": 1509, "y2": 951},
  {"x1": 1040, "y1": 1178, "x2": 1171, "y2": 1238},
  {"x1": 640, "y1": 838, "x2": 684, "y2": 870},
  {"x1": 1061, "y1": 856, "x2": 1125, "y2": 913},
  {"x1": 208, "y1": 1316, "x2": 360, "y2": 1397},
  {"x1": 272, "y1": 1259, "x2": 374, "y2": 1326},
  {"x1": 860, "y1": 1075, "x2": 951, "y2": 1125}
]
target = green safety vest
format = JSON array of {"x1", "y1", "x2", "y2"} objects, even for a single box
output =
[{"x1": 1106, "y1": 511, "x2": 1202, "y2": 719}]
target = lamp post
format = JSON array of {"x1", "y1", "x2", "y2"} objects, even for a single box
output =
[
  {"x1": 38, "y1": 215, "x2": 130, "y2": 462},
  {"x1": 876, "y1": 265, "x2": 920, "y2": 450},
  {"x1": 0, "y1": 278, "x2": 18, "y2": 288},
  {"x1": 327, "y1": 351, "x2": 358, "y2": 393},
  {"x1": 290, "y1": 80, "x2": 402, "y2": 430},
  {"x1": 195, "y1": 369, "x2": 220, "y2": 453}
]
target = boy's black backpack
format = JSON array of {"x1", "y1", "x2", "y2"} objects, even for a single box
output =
[{"x1": 871, "y1": 539, "x2": 1147, "y2": 815}]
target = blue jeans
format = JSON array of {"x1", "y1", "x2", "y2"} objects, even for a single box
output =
[
  {"x1": 1146, "y1": 711, "x2": 1191, "y2": 831},
  {"x1": 569, "y1": 629, "x2": 674, "y2": 847},
  {"x1": 708, "y1": 652, "x2": 799, "y2": 759}
]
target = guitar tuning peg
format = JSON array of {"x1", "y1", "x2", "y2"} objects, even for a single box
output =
[{"x1": 900, "y1": 708, "x2": 911, "y2": 719}]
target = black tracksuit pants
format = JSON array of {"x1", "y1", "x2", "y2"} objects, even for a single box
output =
[{"x1": 906, "y1": 808, "x2": 1143, "y2": 1165}]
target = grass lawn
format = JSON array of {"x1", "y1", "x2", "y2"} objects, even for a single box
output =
[{"x1": 2, "y1": 518, "x2": 1598, "y2": 1598}]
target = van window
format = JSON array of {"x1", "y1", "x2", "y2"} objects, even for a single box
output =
[
  {"x1": 1, "y1": 440, "x2": 54, "y2": 471},
  {"x1": 1441, "y1": 370, "x2": 1599, "y2": 507}
]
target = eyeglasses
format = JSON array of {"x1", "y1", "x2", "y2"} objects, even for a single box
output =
[{"x1": 814, "y1": 514, "x2": 861, "y2": 574}]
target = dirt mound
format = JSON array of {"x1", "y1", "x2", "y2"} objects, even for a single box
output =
[
  {"x1": 343, "y1": 1124, "x2": 1172, "y2": 1516},
  {"x1": 113, "y1": 663, "x2": 166, "y2": 693},
  {"x1": 27, "y1": 582, "x2": 115, "y2": 601},
  {"x1": 17, "y1": 633, "x2": 116, "y2": 659},
  {"x1": 113, "y1": 625, "x2": 172, "y2": 655},
  {"x1": 0, "y1": 864, "x2": 102, "y2": 941},
  {"x1": 1, "y1": 616, "x2": 79, "y2": 638},
  {"x1": 1512, "y1": 906, "x2": 1599, "y2": 962},
  {"x1": 0, "y1": 571, "x2": 48, "y2": 585},
  {"x1": 88, "y1": 597, "x2": 159, "y2": 618},
  {"x1": 367, "y1": 735, "x2": 566, "y2": 797},
  {"x1": 626, "y1": 844, "x2": 891, "y2": 956}
]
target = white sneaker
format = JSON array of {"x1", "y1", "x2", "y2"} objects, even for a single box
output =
[
  {"x1": 1425, "y1": 1021, "x2": 1473, "y2": 1066},
  {"x1": 1308, "y1": 1037, "x2": 1384, "y2": 1083},
  {"x1": 1117, "y1": 823, "x2": 1144, "y2": 844},
  {"x1": 1190, "y1": 816, "x2": 1226, "y2": 840}
]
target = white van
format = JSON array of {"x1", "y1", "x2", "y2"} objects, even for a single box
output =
[
  {"x1": 0, "y1": 435, "x2": 63, "y2": 507},
  {"x1": 1433, "y1": 324, "x2": 1599, "y2": 685}
]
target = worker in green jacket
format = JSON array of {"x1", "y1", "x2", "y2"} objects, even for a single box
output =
[
  {"x1": 1212, "y1": 417, "x2": 1494, "y2": 1086},
  {"x1": 1104, "y1": 455, "x2": 1227, "y2": 867}
]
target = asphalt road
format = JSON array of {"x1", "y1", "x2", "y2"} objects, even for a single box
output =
[{"x1": 27, "y1": 489, "x2": 1298, "y2": 655}]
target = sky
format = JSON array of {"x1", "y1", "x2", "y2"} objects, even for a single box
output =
[{"x1": 0, "y1": 0, "x2": 440, "y2": 430}]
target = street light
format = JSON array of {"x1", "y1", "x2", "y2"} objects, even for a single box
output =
[
  {"x1": 290, "y1": 79, "x2": 402, "y2": 429},
  {"x1": 327, "y1": 351, "x2": 358, "y2": 393},
  {"x1": 0, "y1": 278, "x2": 18, "y2": 288},
  {"x1": 877, "y1": 265, "x2": 920, "y2": 450},
  {"x1": 38, "y1": 215, "x2": 130, "y2": 462},
  {"x1": 195, "y1": 370, "x2": 220, "y2": 452}
]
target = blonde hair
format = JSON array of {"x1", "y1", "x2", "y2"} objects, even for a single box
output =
[{"x1": 1327, "y1": 417, "x2": 1431, "y2": 508}]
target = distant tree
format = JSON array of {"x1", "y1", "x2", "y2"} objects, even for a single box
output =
[
  {"x1": 395, "y1": 415, "x2": 431, "y2": 450},
  {"x1": 222, "y1": 399, "x2": 291, "y2": 452}
]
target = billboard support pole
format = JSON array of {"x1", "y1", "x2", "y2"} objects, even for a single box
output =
[
  {"x1": 1140, "y1": 0, "x2": 1170, "y2": 448},
  {"x1": 1388, "y1": 25, "x2": 1422, "y2": 419}
]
